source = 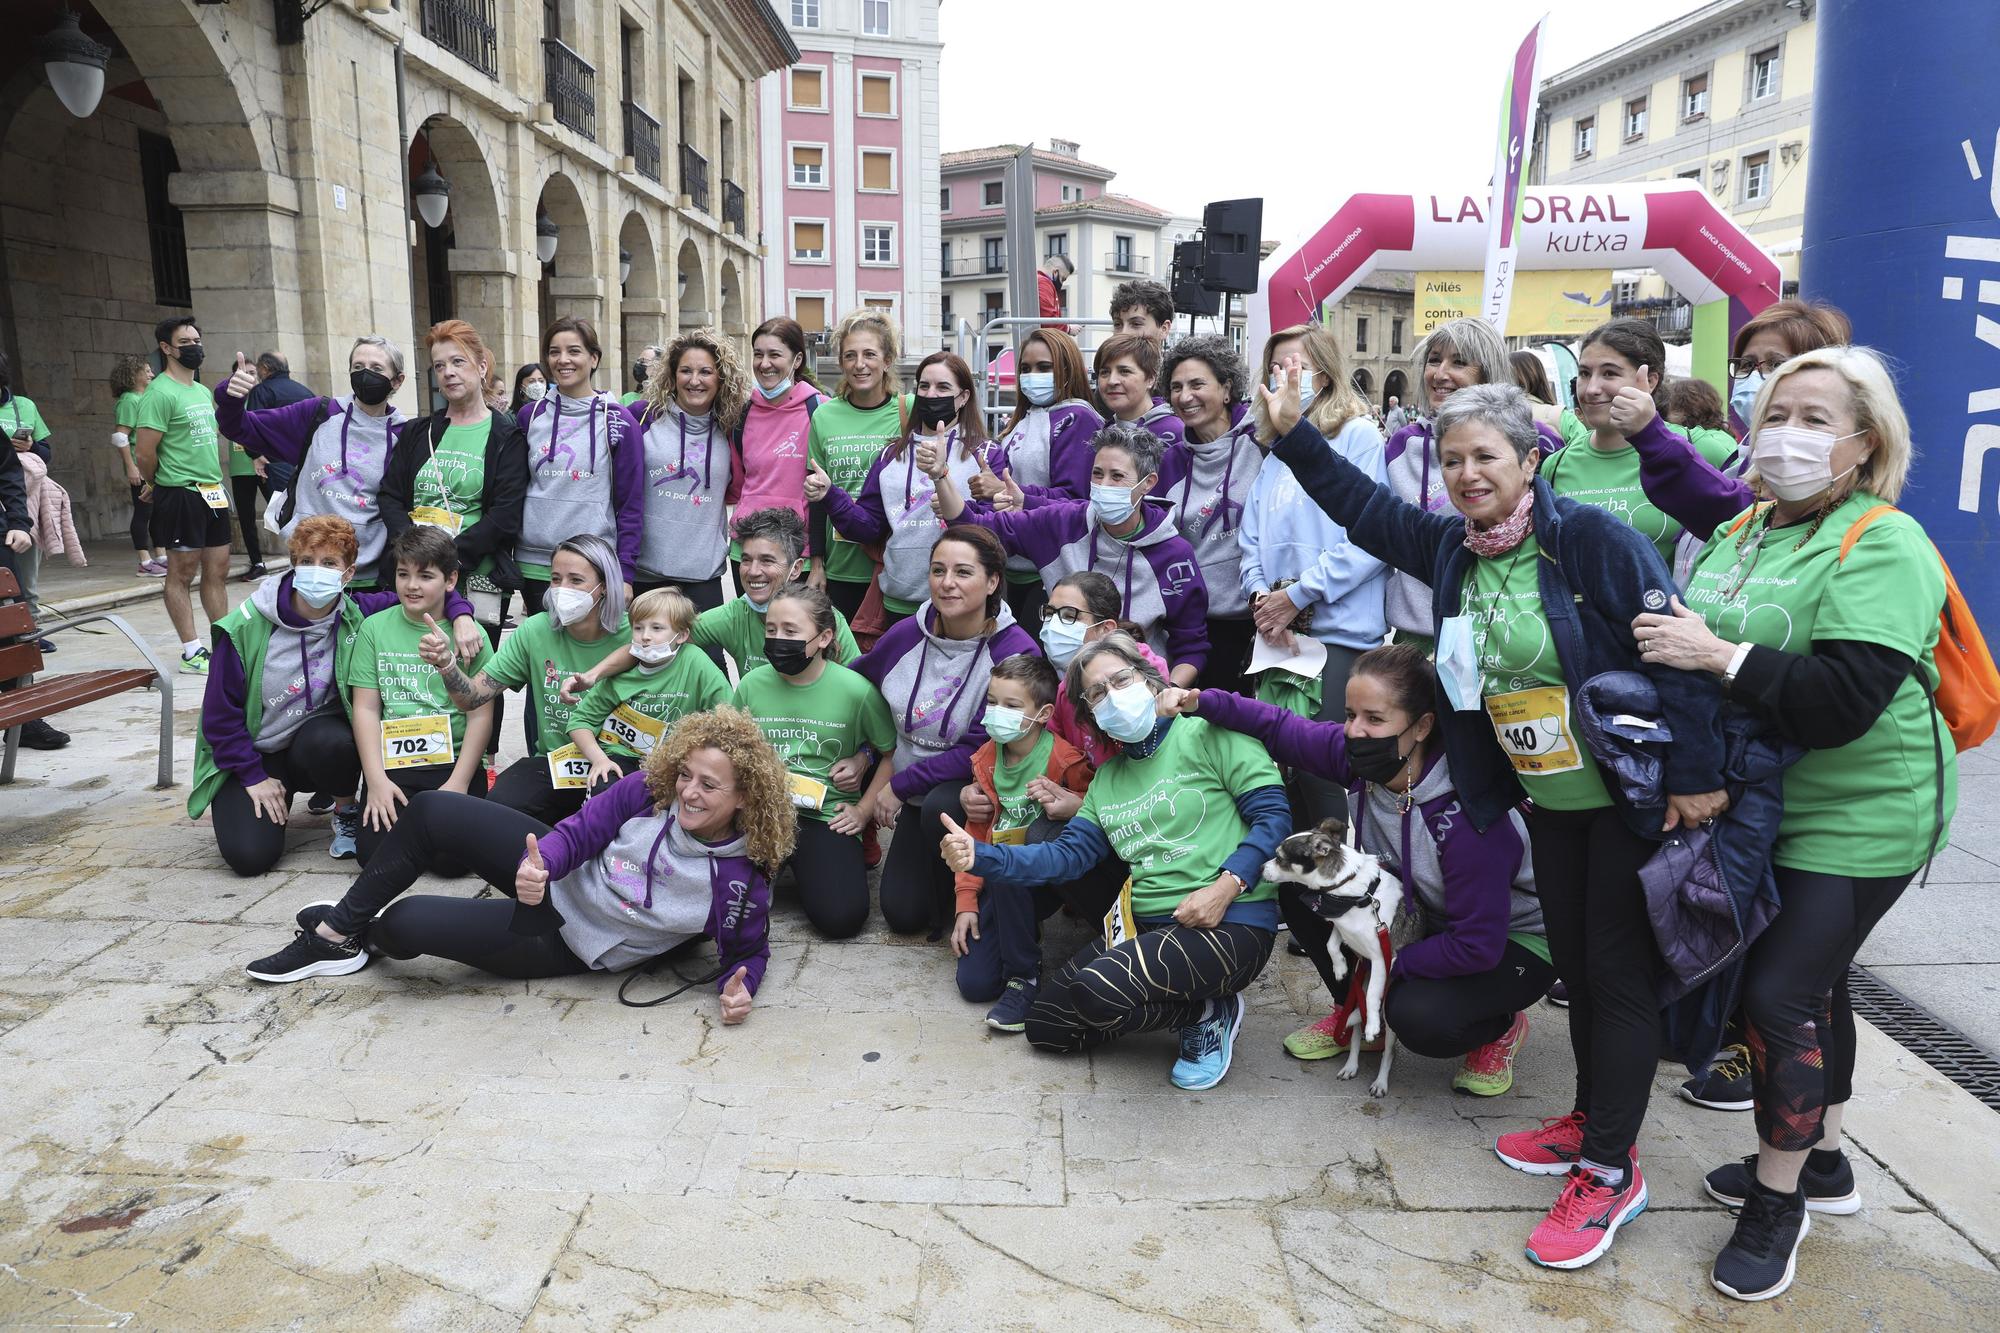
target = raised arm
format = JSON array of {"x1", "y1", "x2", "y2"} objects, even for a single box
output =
[
  {"x1": 1626, "y1": 412, "x2": 1753, "y2": 540},
  {"x1": 1168, "y1": 687, "x2": 1353, "y2": 785},
  {"x1": 212, "y1": 383, "x2": 326, "y2": 466}
]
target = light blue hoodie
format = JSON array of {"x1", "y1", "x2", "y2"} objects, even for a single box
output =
[{"x1": 1238, "y1": 415, "x2": 1388, "y2": 650}]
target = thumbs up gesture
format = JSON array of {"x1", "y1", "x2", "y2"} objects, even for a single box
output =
[
  {"x1": 995, "y1": 463, "x2": 1025, "y2": 513},
  {"x1": 720, "y1": 965, "x2": 753, "y2": 1025},
  {"x1": 938, "y1": 812, "x2": 977, "y2": 874},
  {"x1": 417, "y1": 613, "x2": 454, "y2": 670},
  {"x1": 516, "y1": 833, "x2": 549, "y2": 905},
  {"x1": 1608, "y1": 364, "x2": 1658, "y2": 436},
  {"x1": 968, "y1": 450, "x2": 1005, "y2": 501},
  {"x1": 224, "y1": 352, "x2": 258, "y2": 400},
  {"x1": 803, "y1": 458, "x2": 831, "y2": 503}
]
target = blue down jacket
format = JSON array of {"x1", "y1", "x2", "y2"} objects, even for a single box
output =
[{"x1": 1578, "y1": 672, "x2": 1803, "y2": 1071}]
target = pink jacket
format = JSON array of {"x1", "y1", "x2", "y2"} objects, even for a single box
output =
[
  {"x1": 19, "y1": 452, "x2": 85, "y2": 566},
  {"x1": 733, "y1": 381, "x2": 823, "y2": 547}
]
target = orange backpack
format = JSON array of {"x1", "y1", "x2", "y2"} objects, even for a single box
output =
[{"x1": 1839, "y1": 506, "x2": 2000, "y2": 753}]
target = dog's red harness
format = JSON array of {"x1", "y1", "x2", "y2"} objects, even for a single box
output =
[{"x1": 1343, "y1": 926, "x2": 1397, "y2": 1025}]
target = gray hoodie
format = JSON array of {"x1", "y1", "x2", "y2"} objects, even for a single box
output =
[
  {"x1": 550, "y1": 806, "x2": 753, "y2": 972},
  {"x1": 1357, "y1": 745, "x2": 1543, "y2": 943},
  {"x1": 1165, "y1": 417, "x2": 1262, "y2": 617},
  {"x1": 246, "y1": 574, "x2": 345, "y2": 753}
]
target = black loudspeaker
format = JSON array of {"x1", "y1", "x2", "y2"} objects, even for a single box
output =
[
  {"x1": 1171, "y1": 240, "x2": 1221, "y2": 317},
  {"x1": 1200, "y1": 197, "x2": 1264, "y2": 293}
]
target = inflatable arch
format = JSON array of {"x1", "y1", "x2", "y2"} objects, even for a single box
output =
[{"x1": 1249, "y1": 182, "x2": 1784, "y2": 393}]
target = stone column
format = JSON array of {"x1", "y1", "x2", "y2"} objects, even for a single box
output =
[{"x1": 169, "y1": 171, "x2": 307, "y2": 368}]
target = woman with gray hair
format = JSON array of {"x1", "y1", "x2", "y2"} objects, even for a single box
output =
[
  {"x1": 1259, "y1": 365, "x2": 1727, "y2": 1273},
  {"x1": 1159, "y1": 335, "x2": 1262, "y2": 691},
  {"x1": 213, "y1": 334, "x2": 414, "y2": 588},
  {"x1": 934, "y1": 420, "x2": 1211, "y2": 685},
  {"x1": 421, "y1": 532, "x2": 632, "y2": 823}
]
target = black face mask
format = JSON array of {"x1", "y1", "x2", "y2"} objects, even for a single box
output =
[
  {"x1": 1347, "y1": 726, "x2": 1419, "y2": 786},
  {"x1": 350, "y1": 368, "x2": 393, "y2": 406},
  {"x1": 632, "y1": 361, "x2": 649, "y2": 387},
  {"x1": 175, "y1": 345, "x2": 205, "y2": 371},
  {"x1": 763, "y1": 635, "x2": 815, "y2": 677},
  {"x1": 914, "y1": 394, "x2": 958, "y2": 429}
]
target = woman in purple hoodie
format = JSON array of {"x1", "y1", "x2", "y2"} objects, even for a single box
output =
[
  {"x1": 1158, "y1": 642, "x2": 1551, "y2": 1095},
  {"x1": 243, "y1": 707, "x2": 795, "y2": 1027}
]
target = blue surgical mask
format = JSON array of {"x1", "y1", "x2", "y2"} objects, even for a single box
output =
[
  {"x1": 1041, "y1": 616, "x2": 1087, "y2": 670},
  {"x1": 1019, "y1": 372, "x2": 1057, "y2": 406},
  {"x1": 1093, "y1": 680, "x2": 1158, "y2": 744},
  {"x1": 982, "y1": 704, "x2": 1035, "y2": 744},
  {"x1": 1090, "y1": 483, "x2": 1136, "y2": 526},
  {"x1": 291, "y1": 565, "x2": 345, "y2": 608},
  {"x1": 759, "y1": 377, "x2": 794, "y2": 401},
  {"x1": 1271, "y1": 366, "x2": 1316, "y2": 412},
  {"x1": 1729, "y1": 370, "x2": 1763, "y2": 423}
]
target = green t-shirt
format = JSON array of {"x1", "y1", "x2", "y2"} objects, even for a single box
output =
[
  {"x1": 1460, "y1": 537, "x2": 1611, "y2": 811},
  {"x1": 482, "y1": 612, "x2": 631, "y2": 756},
  {"x1": 1076, "y1": 715, "x2": 1280, "y2": 921},
  {"x1": 991, "y1": 729, "x2": 1055, "y2": 837},
  {"x1": 692, "y1": 596, "x2": 862, "y2": 678},
  {"x1": 734, "y1": 661, "x2": 897, "y2": 825},
  {"x1": 1684, "y1": 494, "x2": 1956, "y2": 875},
  {"x1": 115, "y1": 390, "x2": 145, "y2": 434},
  {"x1": 412, "y1": 419, "x2": 491, "y2": 530},
  {"x1": 135, "y1": 374, "x2": 222, "y2": 490},
  {"x1": 1556, "y1": 407, "x2": 1589, "y2": 451},
  {"x1": 620, "y1": 391, "x2": 645, "y2": 407},
  {"x1": 1542, "y1": 428, "x2": 1737, "y2": 563},
  {"x1": 807, "y1": 393, "x2": 911, "y2": 584},
  {"x1": 570, "y1": 646, "x2": 732, "y2": 758},
  {"x1": 4, "y1": 396, "x2": 50, "y2": 451},
  {"x1": 340, "y1": 604, "x2": 495, "y2": 755}
]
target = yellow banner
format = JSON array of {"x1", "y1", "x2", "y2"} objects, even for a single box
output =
[{"x1": 1414, "y1": 270, "x2": 1615, "y2": 337}]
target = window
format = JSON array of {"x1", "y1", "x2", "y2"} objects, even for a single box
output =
[
  {"x1": 1574, "y1": 116, "x2": 1595, "y2": 159},
  {"x1": 1060, "y1": 182, "x2": 1081, "y2": 202},
  {"x1": 790, "y1": 144, "x2": 825, "y2": 187},
  {"x1": 982, "y1": 236, "x2": 1004, "y2": 273},
  {"x1": 860, "y1": 149, "x2": 894, "y2": 191},
  {"x1": 1112, "y1": 235, "x2": 1133, "y2": 271},
  {"x1": 794, "y1": 295, "x2": 828, "y2": 333},
  {"x1": 790, "y1": 0, "x2": 819, "y2": 28},
  {"x1": 1614, "y1": 279, "x2": 1640, "y2": 304},
  {"x1": 1682, "y1": 73, "x2": 1709, "y2": 120},
  {"x1": 1045, "y1": 232, "x2": 1068, "y2": 259},
  {"x1": 859, "y1": 73, "x2": 894, "y2": 116},
  {"x1": 940, "y1": 185, "x2": 951, "y2": 211},
  {"x1": 1625, "y1": 96, "x2": 1647, "y2": 141},
  {"x1": 1677, "y1": 166, "x2": 1704, "y2": 185},
  {"x1": 792, "y1": 220, "x2": 827, "y2": 261},
  {"x1": 1750, "y1": 46, "x2": 1780, "y2": 101},
  {"x1": 982, "y1": 180, "x2": 1003, "y2": 207},
  {"x1": 862, "y1": 0, "x2": 890, "y2": 35},
  {"x1": 1390, "y1": 318, "x2": 1404, "y2": 356},
  {"x1": 138, "y1": 131, "x2": 191, "y2": 307},
  {"x1": 983, "y1": 290, "x2": 1005, "y2": 324},
  {"x1": 1355, "y1": 315, "x2": 1369, "y2": 354},
  {"x1": 788, "y1": 66, "x2": 825, "y2": 111},
  {"x1": 941, "y1": 293, "x2": 953, "y2": 333},
  {"x1": 862, "y1": 225, "x2": 896, "y2": 265},
  {"x1": 941, "y1": 240, "x2": 952, "y2": 277},
  {"x1": 864, "y1": 296, "x2": 896, "y2": 316},
  {"x1": 1742, "y1": 150, "x2": 1771, "y2": 203}
]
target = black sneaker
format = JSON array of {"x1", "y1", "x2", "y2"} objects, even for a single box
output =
[
  {"x1": 1680, "y1": 1042, "x2": 1754, "y2": 1111},
  {"x1": 293, "y1": 900, "x2": 339, "y2": 934},
  {"x1": 245, "y1": 925, "x2": 367, "y2": 983},
  {"x1": 236, "y1": 563, "x2": 268, "y2": 582},
  {"x1": 19, "y1": 718, "x2": 70, "y2": 750},
  {"x1": 1546, "y1": 980, "x2": 1570, "y2": 1008},
  {"x1": 1711, "y1": 1179, "x2": 1809, "y2": 1301},
  {"x1": 35, "y1": 638, "x2": 56, "y2": 654},
  {"x1": 307, "y1": 791, "x2": 338, "y2": 816},
  {"x1": 984, "y1": 977, "x2": 1037, "y2": 1033},
  {"x1": 1705, "y1": 1150, "x2": 1859, "y2": 1215}
]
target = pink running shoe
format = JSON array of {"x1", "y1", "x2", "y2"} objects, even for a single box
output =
[
  {"x1": 1282, "y1": 1001, "x2": 1383, "y2": 1060},
  {"x1": 1524, "y1": 1161, "x2": 1648, "y2": 1270},
  {"x1": 1455, "y1": 1011, "x2": 1529, "y2": 1096},
  {"x1": 1494, "y1": 1110, "x2": 1586, "y2": 1175}
]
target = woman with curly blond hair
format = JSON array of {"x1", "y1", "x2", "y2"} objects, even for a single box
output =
[
  {"x1": 244, "y1": 707, "x2": 796, "y2": 1023},
  {"x1": 634, "y1": 328, "x2": 752, "y2": 612}
]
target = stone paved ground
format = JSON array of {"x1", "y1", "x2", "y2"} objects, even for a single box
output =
[{"x1": 3, "y1": 584, "x2": 1998, "y2": 1329}]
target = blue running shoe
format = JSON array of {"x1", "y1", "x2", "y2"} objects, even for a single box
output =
[
  {"x1": 1170, "y1": 992, "x2": 1244, "y2": 1090},
  {"x1": 329, "y1": 804, "x2": 359, "y2": 860}
]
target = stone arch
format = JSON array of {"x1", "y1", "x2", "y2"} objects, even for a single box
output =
[
  {"x1": 409, "y1": 115, "x2": 508, "y2": 366},
  {"x1": 536, "y1": 169, "x2": 599, "y2": 338},
  {"x1": 617, "y1": 210, "x2": 664, "y2": 377},
  {"x1": 1351, "y1": 367, "x2": 1373, "y2": 398},
  {"x1": 675, "y1": 238, "x2": 708, "y2": 331},
  {"x1": 718, "y1": 257, "x2": 745, "y2": 339},
  {"x1": 1384, "y1": 368, "x2": 1408, "y2": 414}
]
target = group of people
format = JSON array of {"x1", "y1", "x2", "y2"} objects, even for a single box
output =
[{"x1": 123, "y1": 276, "x2": 1954, "y2": 1304}]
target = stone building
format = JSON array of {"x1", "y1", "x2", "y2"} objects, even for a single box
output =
[{"x1": 0, "y1": 0, "x2": 794, "y2": 541}]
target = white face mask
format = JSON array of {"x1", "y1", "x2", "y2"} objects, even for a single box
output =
[
  {"x1": 523, "y1": 381, "x2": 547, "y2": 401},
  {"x1": 1751, "y1": 425, "x2": 1866, "y2": 502},
  {"x1": 631, "y1": 638, "x2": 679, "y2": 666},
  {"x1": 545, "y1": 586, "x2": 598, "y2": 628}
]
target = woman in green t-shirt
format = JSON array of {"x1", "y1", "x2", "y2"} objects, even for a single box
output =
[
  {"x1": 938, "y1": 633, "x2": 1291, "y2": 1093},
  {"x1": 110, "y1": 354, "x2": 166, "y2": 573},
  {"x1": 807, "y1": 308, "x2": 911, "y2": 621},
  {"x1": 1630, "y1": 345, "x2": 1958, "y2": 1302}
]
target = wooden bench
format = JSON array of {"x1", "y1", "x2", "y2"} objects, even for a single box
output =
[{"x1": 0, "y1": 567, "x2": 174, "y2": 787}]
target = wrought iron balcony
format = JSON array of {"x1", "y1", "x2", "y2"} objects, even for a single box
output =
[
  {"x1": 623, "y1": 101, "x2": 661, "y2": 182},
  {"x1": 542, "y1": 38, "x2": 596, "y2": 142},
  {"x1": 943, "y1": 253, "x2": 1006, "y2": 277},
  {"x1": 1612, "y1": 296, "x2": 1694, "y2": 340},
  {"x1": 1104, "y1": 251, "x2": 1147, "y2": 274},
  {"x1": 680, "y1": 143, "x2": 710, "y2": 212},
  {"x1": 723, "y1": 180, "x2": 746, "y2": 233},
  {"x1": 420, "y1": 0, "x2": 498, "y2": 78}
]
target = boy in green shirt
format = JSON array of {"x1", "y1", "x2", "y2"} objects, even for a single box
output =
[
  {"x1": 567, "y1": 586, "x2": 731, "y2": 787},
  {"x1": 134, "y1": 317, "x2": 231, "y2": 672}
]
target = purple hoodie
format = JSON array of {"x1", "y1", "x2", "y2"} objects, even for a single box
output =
[
  {"x1": 1197, "y1": 689, "x2": 1543, "y2": 981},
  {"x1": 1628, "y1": 414, "x2": 1754, "y2": 540},
  {"x1": 993, "y1": 399, "x2": 1104, "y2": 502}
]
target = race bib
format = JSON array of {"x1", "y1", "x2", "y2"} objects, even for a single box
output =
[
  {"x1": 991, "y1": 826, "x2": 1028, "y2": 846},
  {"x1": 1485, "y1": 685, "x2": 1584, "y2": 775},
  {"x1": 787, "y1": 772, "x2": 828, "y2": 811},
  {"x1": 410, "y1": 505, "x2": 464, "y2": 535},
  {"x1": 547, "y1": 742, "x2": 592, "y2": 790},
  {"x1": 600, "y1": 703, "x2": 665, "y2": 754},
  {"x1": 196, "y1": 481, "x2": 230, "y2": 511},
  {"x1": 1101, "y1": 877, "x2": 1137, "y2": 949},
  {"x1": 381, "y1": 714, "x2": 454, "y2": 769}
]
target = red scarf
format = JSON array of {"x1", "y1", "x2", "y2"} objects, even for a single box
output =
[{"x1": 1463, "y1": 488, "x2": 1534, "y2": 557}]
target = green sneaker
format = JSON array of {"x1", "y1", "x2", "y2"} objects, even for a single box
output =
[
  {"x1": 1282, "y1": 1002, "x2": 1382, "y2": 1060},
  {"x1": 1453, "y1": 1010, "x2": 1529, "y2": 1096},
  {"x1": 178, "y1": 647, "x2": 211, "y2": 675}
]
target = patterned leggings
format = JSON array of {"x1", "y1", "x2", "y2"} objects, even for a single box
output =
[{"x1": 1023, "y1": 921, "x2": 1275, "y2": 1054}]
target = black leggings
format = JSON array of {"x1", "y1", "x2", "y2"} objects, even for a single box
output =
[
  {"x1": 324, "y1": 791, "x2": 590, "y2": 978},
  {"x1": 1025, "y1": 921, "x2": 1275, "y2": 1053},
  {"x1": 210, "y1": 713, "x2": 362, "y2": 876},
  {"x1": 1195, "y1": 615, "x2": 1256, "y2": 695},
  {"x1": 880, "y1": 781, "x2": 963, "y2": 935},
  {"x1": 1526, "y1": 804, "x2": 1663, "y2": 1166},
  {"x1": 1744, "y1": 865, "x2": 1916, "y2": 1150},
  {"x1": 827, "y1": 577, "x2": 868, "y2": 622},
  {"x1": 1280, "y1": 883, "x2": 1555, "y2": 1056},
  {"x1": 128, "y1": 482, "x2": 152, "y2": 552},
  {"x1": 787, "y1": 815, "x2": 871, "y2": 938},
  {"x1": 232, "y1": 475, "x2": 264, "y2": 565},
  {"x1": 957, "y1": 819, "x2": 1129, "y2": 1002},
  {"x1": 487, "y1": 753, "x2": 624, "y2": 825},
  {"x1": 355, "y1": 762, "x2": 489, "y2": 870}
]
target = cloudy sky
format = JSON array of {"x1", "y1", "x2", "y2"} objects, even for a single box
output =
[{"x1": 939, "y1": 0, "x2": 1716, "y2": 245}]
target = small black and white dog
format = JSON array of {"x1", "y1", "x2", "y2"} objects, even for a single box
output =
[{"x1": 1263, "y1": 817, "x2": 1414, "y2": 1096}]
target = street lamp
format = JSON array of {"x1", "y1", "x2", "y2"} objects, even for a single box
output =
[
  {"x1": 38, "y1": 8, "x2": 112, "y2": 120},
  {"x1": 535, "y1": 208, "x2": 559, "y2": 265},
  {"x1": 677, "y1": 270, "x2": 689, "y2": 300},
  {"x1": 619, "y1": 248, "x2": 632, "y2": 286},
  {"x1": 411, "y1": 160, "x2": 451, "y2": 230}
]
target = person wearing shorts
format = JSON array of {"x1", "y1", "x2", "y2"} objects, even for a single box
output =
[{"x1": 134, "y1": 316, "x2": 230, "y2": 673}]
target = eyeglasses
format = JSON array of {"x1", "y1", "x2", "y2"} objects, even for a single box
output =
[
  {"x1": 1729, "y1": 355, "x2": 1785, "y2": 379},
  {"x1": 1040, "y1": 605, "x2": 1097, "y2": 626},
  {"x1": 1081, "y1": 667, "x2": 1142, "y2": 707}
]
